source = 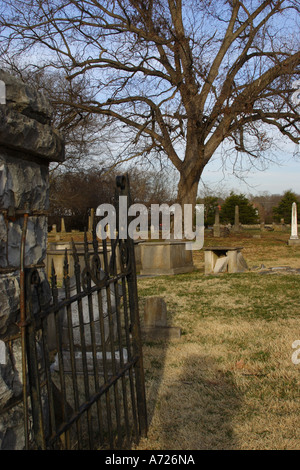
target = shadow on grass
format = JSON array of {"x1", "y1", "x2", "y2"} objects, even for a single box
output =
[{"x1": 142, "y1": 352, "x2": 242, "y2": 450}]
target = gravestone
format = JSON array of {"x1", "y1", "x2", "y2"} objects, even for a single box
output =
[
  {"x1": 213, "y1": 207, "x2": 221, "y2": 238},
  {"x1": 61, "y1": 217, "x2": 66, "y2": 233},
  {"x1": 233, "y1": 205, "x2": 240, "y2": 232},
  {"x1": 288, "y1": 202, "x2": 300, "y2": 246},
  {"x1": 260, "y1": 222, "x2": 266, "y2": 232},
  {"x1": 142, "y1": 296, "x2": 181, "y2": 340}
]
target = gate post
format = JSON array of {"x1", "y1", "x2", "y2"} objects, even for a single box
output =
[
  {"x1": 115, "y1": 175, "x2": 148, "y2": 438},
  {"x1": 0, "y1": 69, "x2": 64, "y2": 449}
]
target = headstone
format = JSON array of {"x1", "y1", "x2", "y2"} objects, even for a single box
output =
[
  {"x1": 288, "y1": 202, "x2": 300, "y2": 245},
  {"x1": 144, "y1": 297, "x2": 167, "y2": 327},
  {"x1": 233, "y1": 205, "x2": 239, "y2": 232},
  {"x1": 213, "y1": 207, "x2": 221, "y2": 238},
  {"x1": 290, "y1": 203, "x2": 298, "y2": 239},
  {"x1": 142, "y1": 296, "x2": 181, "y2": 340},
  {"x1": 260, "y1": 222, "x2": 265, "y2": 232}
]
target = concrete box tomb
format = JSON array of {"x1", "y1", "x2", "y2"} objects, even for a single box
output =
[
  {"x1": 46, "y1": 240, "x2": 114, "y2": 281},
  {"x1": 204, "y1": 246, "x2": 248, "y2": 274},
  {"x1": 47, "y1": 239, "x2": 144, "y2": 280},
  {"x1": 140, "y1": 240, "x2": 194, "y2": 276}
]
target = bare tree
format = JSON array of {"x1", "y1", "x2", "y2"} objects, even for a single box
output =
[
  {"x1": 49, "y1": 164, "x2": 175, "y2": 230},
  {"x1": 0, "y1": 0, "x2": 299, "y2": 206}
]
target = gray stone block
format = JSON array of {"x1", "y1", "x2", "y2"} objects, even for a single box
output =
[
  {"x1": 140, "y1": 241, "x2": 194, "y2": 276},
  {"x1": 144, "y1": 296, "x2": 167, "y2": 327}
]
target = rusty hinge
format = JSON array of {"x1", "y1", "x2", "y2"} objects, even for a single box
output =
[{"x1": 1, "y1": 207, "x2": 50, "y2": 222}]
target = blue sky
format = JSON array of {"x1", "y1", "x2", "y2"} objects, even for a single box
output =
[
  {"x1": 199, "y1": 138, "x2": 300, "y2": 197},
  {"x1": 201, "y1": 158, "x2": 300, "y2": 196}
]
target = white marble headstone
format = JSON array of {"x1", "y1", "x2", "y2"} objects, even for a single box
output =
[{"x1": 290, "y1": 202, "x2": 299, "y2": 240}]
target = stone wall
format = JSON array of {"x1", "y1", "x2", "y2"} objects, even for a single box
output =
[{"x1": 0, "y1": 70, "x2": 64, "y2": 449}]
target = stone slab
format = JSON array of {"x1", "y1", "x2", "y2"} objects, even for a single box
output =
[
  {"x1": 203, "y1": 246, "x2": 244, "y2": 251},
  {"x1": 51, "y1": 349, "x2": 128, "y2": 375},
  {"x1": 213, "y1": 256, "x2": 228, "y2": 273}
]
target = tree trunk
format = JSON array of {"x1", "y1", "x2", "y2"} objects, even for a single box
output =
[
  {"x1": 176, "y1": 144, "x2": 206, "y2": 209},
  {"x1": 176, "y1": 165, "x2": 203, "y2": 240},
  {"x1": 177, "y1": 170, "x2": 200, "y2": 208}
]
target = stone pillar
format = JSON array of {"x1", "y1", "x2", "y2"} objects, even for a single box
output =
[
  {"x1": 61, "y1": 217, "x2": 66, "y2": 233},
  {"x1": 288, "y1": 202, "x2": 300, "y2": 245},
  {"x1": 233, "y1": 205, "x2": 239, "y2": 232},
  {"x1": 0, "y1": 70, "x2": 64, "y2": 449},
  {"x1": 290, "y1": 203, "x2": 298, "y2": 239},
  {"x1": 88, "y1": 208, "x2": 95, "y2": 232},
  {"x1": 213, "y1": 206, "x2": 221, "y2": 237},
  {"x1": 204, "y1": 249, "x2": 219, "y2": 274},
  {"x1": 227, "y1": 250, "x2": 238, "y2": 273}
]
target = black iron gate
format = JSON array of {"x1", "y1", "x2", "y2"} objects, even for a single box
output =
[{"x1": 24, "y1": 175, "x2": 147, "y2": 450}]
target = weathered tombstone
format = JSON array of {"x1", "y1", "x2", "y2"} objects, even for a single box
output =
[
  {"x1": 288, "y1": 202, "x2": 300, "y2": 245},
  {"x1": 142, "y1": 296, "x2": 181, "y2": 340},
  {"x1": 144, "y1": 296, "x2": 167, "y2": 327},
  {"x1": 213, "y1": 206, "x2": 221, "y2": 238},
  {"x1": 260, "y1": 222, "x2": 266, "y2": 232},
  {"x1": 61, "y1": 217, "x2": 66, "y2": 233},
  {"x1": 233, "y1": 205, "x2": 240, "y2": 232}
]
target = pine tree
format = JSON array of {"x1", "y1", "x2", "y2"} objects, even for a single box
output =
[
  {"x1": 220, "y1": 192, "x2": 258, "y2": 224},
  {"x1": 273, "y1": 191, "x2": 300, "y2": 224}
]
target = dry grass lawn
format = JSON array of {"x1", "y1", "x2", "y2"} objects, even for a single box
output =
[{"x1": 133, "y1": 229, "x2": 300, "y2": 450}]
